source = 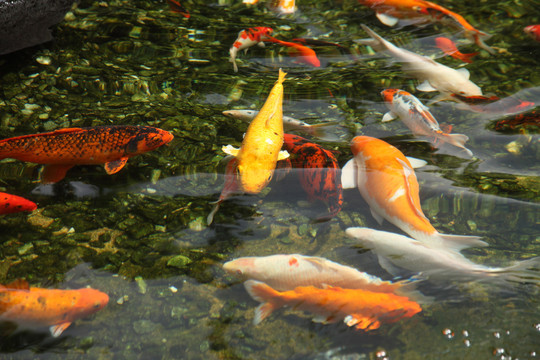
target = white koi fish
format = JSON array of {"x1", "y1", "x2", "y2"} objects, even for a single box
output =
[
  {"x1": 357, "y1": 25, "x2": 483, "y2": 99},
  {"x1": 381, "y1": 89, "x2": 473, "y2": 156}
]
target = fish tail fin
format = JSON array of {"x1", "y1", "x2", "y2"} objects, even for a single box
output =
[
  {"x1": 307, "y1": 122, "x2": 341, "y2": 141},
  {"x1": 470, "y1": 31, "x2": 496, "y2": 55},
  {"x1": 277, "y1": 68, "x2": 287, "y2": 84},
  {"x1": 497, "y1": 257, "x2": 540, "y2": 284},
  {"x1": 206, "y1": 201, "x2": 221, "y2": 225},
  {"x1": 439, "y1": 133, "x2": 473, "y2": 156},
  {"x1": 229, "y1": 48, "x2": 239, "y2": 72},
  {"x1": 244, "y1": 280, "x2": 281, "y2": 325},
  {"x1": 457, "y1": 51, "x2": 479, "y2": 64}
]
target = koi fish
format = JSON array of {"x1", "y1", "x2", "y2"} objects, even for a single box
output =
[
  {"x1": 222, "y1": 109, "x2": 338, "y2": 140},
  {"x1": 222, "y1": 69, "x2": 290, "y2": 194},
  {"x1": 282, "y1": 134, "x2": 342, "y2": 220},
  {"x1": 341, "y1": 136, "x2": 486, "y2": 250},
  {"x1": 357, "y1": 0, "x2": 494, "y2": 54},
  {"x1": 0, "y1": 279, "x2": 109, "y2": 337},
  {"x1": 0, "y1": 192, "x2": 37, "y2": 215},
  {"x1": 207, "y1": 157, "x2": 240, "y2": 225},
  {"x1": 357, "y1": 25, "x2": 483, "y2": 99},
  {"x1": 492, "y1": 109, "x2": 540, "y2": 133},
  {"x1": 243, "y1": 0, "x2": 296, "y2": 15},
  {"x1": 0, "y1": 126, "x2": 173, "y2": 183},
  {"x1": 524, "y1": 25, "x2": 540, "y2": 42},
  {"x1": 165, "y1": 0, "x2": 190, "y2": 18},
  {"x1": 244, "y1": 280, "x2": 422, "y2": 330},
  {"x1": 229, "y1": 27, "x2": 274, "y2": 72},
  {"x1": 223, "y1": 254, "x2": 406, "y2": 294},
  {"x1": 346, "y1": 227, "x2": 540, "y2": 281},
  {"x1": 434, "y1": 37, "x2": 478, "y2": 63},
  {"x1": 381, "y1": 89, "x2": 472, "y2": 156},
  {"x1": 450, "y1": 94, "x2": 536, "y2": 115},
  {"x1": 265, "y1": 37, "x2": 321, "y2": 67}
]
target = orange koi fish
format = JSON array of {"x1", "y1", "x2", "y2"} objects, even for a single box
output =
[
  {"x1": 357, "y1": 0, "x2": 494, "y2": 54},
  {"x1": 0, "y1": 192, "x2": 37, "y2": 215},
  {"x1": 434, "y1": 37, "x2": 478, "y2": 63},
  {"x1": 381, "y1": 89, "x2": 472, "y2": 156},
  {"x1": 341, "y1": 136, "x2": 486, "y2": 250},
  {"x1": 282, "y1": 134, "x2": 342, "y2": 220},
  {"x1": 0, "y1": 279, "x2": 109, "y2": 337},
  {"x1": 222, "y1": 69, "x2": 290, "y2": 194},
  {"x1": 165, "y1": 0, "x2": 190, "y2": 18},
  {"x1": 524, "y1": 25, "x2": 540, "y2": 42},
  {"x1": 244, "y1": 280, "x2": 422, "y2": 330},
  {"x1": 0, "y1": 126, "x2": 173, "y2": 183},
  {"x1": 229, "y1": 27, "x2": 274, "y2": 72},
  {"x1": 266, "y1": 37, "x2": 321, "y2": 67}
]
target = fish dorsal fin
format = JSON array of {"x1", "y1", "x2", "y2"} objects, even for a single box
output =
[
  {"x1": 376, "y1": 12, "x2": 399, "y2": 26},
  {"x1": 51, "y1": 128, "x2": 84, "y2": 135},
  {"x1": 277, "y1": 150, "x2": 290, "y2": 160},
  {"x1": 4, "y1": 279, "x2": 30, "y2": 290},
  {"x1": 438, "y1": 233, "x2": 488, "y2": 251},
  {"x1": 457, "y1": 68, "x2": 470, "y2": 80},
  {"x1": 382, "y1": 112, "x2": 397, "y2": 122},
  {"x1": 417, "y1": 81, "x2": 438, "y2": 92},
  {"x1": 222, "y1": 145, "x2": 240, "y2": 157},
  {"x1": 341, "y1": 159, "x2": 357, "y2": 189},
  {"x1": 405, "y1": 157, "x2": 427, "y2": 169},
  {"x1": 41, "y1": 164, "x2": 74, "y2": 184},
  {"x1": 50, "y1": 322, "x2": 71, "y2": 337},
  {"x1": 104, "y1": 157, "x2": 129, "y2": 175}
]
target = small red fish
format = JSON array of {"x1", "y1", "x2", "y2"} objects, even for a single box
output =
[
  {"x1": 266, "y1": 37, "x2": 321, "y2": 67},
  {"x1": 0, "y1": 126, "x2": 173, "y2": 183},
  {"x1": 434, "y1": 37, "x2": 478, "y2": 63},
  {"x1": 166, "y1": 0, "x2": 190, "y2": 18},
  {"x1": 0, "y1": 192, "x2": 37, "y2": 215},
  {"x1": 493, "y1": 109, "x2": 540, "y2": 133},
  {"x1": 524, "y1": 25, "x2": 540, "y2": 42},
  {"x1": 282, "y1": 134, "x2": 342, "y2": 220},
  {"x1": 0, "y1": 279, "x2": 109, "y2": 337}
]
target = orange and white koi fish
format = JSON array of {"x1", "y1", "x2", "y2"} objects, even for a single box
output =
[
  {"x1": 0, "y1": 192, "x2": 37, "y2": 215},
  {"x1": 341, "y1": 136, "x2": 486, "y2": 249},
  {"x1": 381, "y1": 89, "x2": 472, "y2": 156},
  {"x1": 358, "y1": 25, "x2": 483, "y2": 99},
  {"x1": 524, "y1": 25, "x2": 540, "y2": 42},
  {"x1": 0, "y1": 279, "x2": 109, "y2": 337},
  {"x1": 229, "y1": 27, "x2": 273, "y2": 72},
  {"x1": 434, "y1": 37, "x2": 478, "y2": 63},
  {"x1": 244, "y1": 280, "x2": 422, "y2": 330},
  {"x1": 222, "y1": 69, "x2": 290, "y2": 194},
  {"x1": 224, "y1": 254, "x2": 405, "y2": 293},
  {"x1": 357, "y1": 0, "x2": 494, "y2": 54},
  {"x1": 266, "y1": 37, "x2": 321, "y2": 67},
  {"x1": 243, "y1": 0, "x2": 296, "y2": 15}
]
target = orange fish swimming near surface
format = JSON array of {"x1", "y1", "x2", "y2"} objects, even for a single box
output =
[
  {"x1": 0, "y1": 126, "x2": 173, "y2": 183},
  {"x1": 0, "y1": 279, "x2": 109, "y2": 337},
  {"x1": 222, "y1": 69, "x2": 290, "y2": 194},
  {"x1": 0, "y1": 192, "x2": 37, "y2": 215},
  {"x1": 266, "y1": 37, "x2": 321, "y2": 67},
  {"x1": 244, "y1": 280, "x2": 421, "y2": 330},
  {"x1": 341, "y1": 136, "x2": 485, "y2": 250},
  {"x1": 434, "y1": 37, "x2": 478, "y2": 63}
]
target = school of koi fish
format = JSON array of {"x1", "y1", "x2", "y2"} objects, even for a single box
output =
[{"x1": 0, "y1": 0, "x2": 538, "y2": 352}]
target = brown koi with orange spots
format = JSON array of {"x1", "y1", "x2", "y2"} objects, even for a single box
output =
[
  {"x1": 282, "y1": 133, "x2": 342, "y2": 220},
  {"x1": 0, "y1": 126, "x2": 173, "y2": 183}
]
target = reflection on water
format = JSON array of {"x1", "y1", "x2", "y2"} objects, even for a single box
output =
[{"x1": 0, "y1": 0, "x2": 539, "y2": 358}]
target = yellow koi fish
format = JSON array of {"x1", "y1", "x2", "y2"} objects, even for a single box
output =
[{"x1": 222, "y1": 69, "x2": 290, "y2": 194}]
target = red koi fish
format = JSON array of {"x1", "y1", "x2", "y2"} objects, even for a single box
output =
[
  {"x1": 0, "y1": 126, "x2": 173, "y2": 183},
  {"x1": 524, "y1": 25, "x2": 540, "y2": 42},
  {"x1": 434, "y1": 37, "x2": 478, "y2": 63},
  {"x1": 165, "y1": 0, "x2": 190, "y2": 18},
  {"x1": 0, "y1": 279, "x2": 109, "y2": 337},
  {"x1": 229, "y1": 27, "x2": 274, "y2": 72},
  {"x1": 265, "y1": 37, "x2": 321, "y2": 67},
  {"x1": 0, "y1": 192, "x2": 37, "y2": 215},
  {"x1": 358, "y1": 0, "x2": 494, "y2": 54},
  {"x1": 282, "y1": 134, "x2": 342, "y2": 220}
]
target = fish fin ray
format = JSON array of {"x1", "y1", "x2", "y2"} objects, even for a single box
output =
[
  {"x1": 417, "y1": 81, "x2": 438, "y2": 92},
  {"x1": 104, "y1": 157, "x2": 128, "y2": 175},
  {"x1": 41, "y1": 164, "x2": 74, "y2": 183},
  {"x1": 277, "y1": 150, "x2": 290, "y2": 160},
  {"x1": 222, "y1": 145, "x2": 240, "y2": 157},
  {"x1": 376, "y1": 12, "x2": 399, "y2": 26},
  {"x1": 456, "y1": 68, "x2": 470, "y2": 80},
  {"x1": 404, "y1": 156, "x2": 427, "y2": 169},
  {"x1": 50, "y1": 322, "x2": 71, "y2": 337},
  {"x1": 4, "y1": 279, "x2": 30, "y2": 290},
  {"x1": 340, "y1": 159, "x2": 357, "y2": 189},
  {"x1": 382, "y1": 112, "x2": 397, "y2": 122}
]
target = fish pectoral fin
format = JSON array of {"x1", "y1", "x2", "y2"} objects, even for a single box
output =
[
  {"x1": 257, "y1": 42, "x2": 265, "y2": 48},
  {"x1": 404, "y1": 156, "x2": 427, "y2": 169},
  {"x1": 254, "y1": 303, "x2": 274, "y2": 325},
  {"x1": 104, "y1": 157, "x2": 129, "y2": 175},
  {"x1": 370, "y1": 209, "x2": 385, "y2": 225},
  {"x1": 382, "y1": 112, "x2": 397, "y2": 122},
  {"x1": 222, "y1": 145, "x2": 240, "y2": 157},
  {"x1": 304, "y1": 257, "x2": 328, "y2": 272},
  {"x1": 50, "y1": 322, "x2": 71, "y2": 337},
  {"x1": 417, "y1": 81, "x2": 438, "y2": 92},
  {"x1": 376, "y1": 12, "x2": 399, "y2": 26},
  {"x1": 340, "y1": 159, "x2": 357, "y2": 189},
  {"x1": 456, "y1": 68, "x2": 470, "y2": 80},
  {"x1": 41, "y1": 164, "x2": 74, "y2": 184},
  {"x1": 277, "y1": 150, "x2": 290, "y2": 160}
]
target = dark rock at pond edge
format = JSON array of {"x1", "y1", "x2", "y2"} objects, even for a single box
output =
[{"x1": 0, "y1": 0, "x2": 75, "y2": 55}]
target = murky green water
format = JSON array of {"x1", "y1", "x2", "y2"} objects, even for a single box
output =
[{"x1": 0, "y1": 0, "x2": 539, "y2": 358}]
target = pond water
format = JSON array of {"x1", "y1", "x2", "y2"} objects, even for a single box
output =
[{"x1": 0, "y1": 0, "x2": 539, "y2": 359}]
